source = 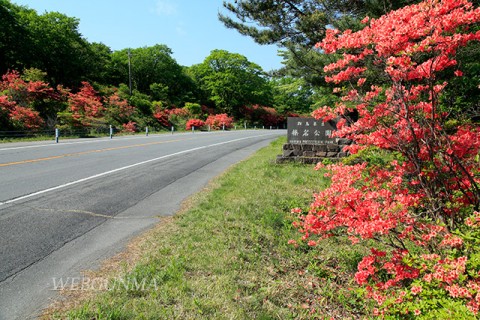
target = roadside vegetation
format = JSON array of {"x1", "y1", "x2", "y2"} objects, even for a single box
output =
[
  {"x1": 43, "y1": 137, "x2": 369, "y2": 319},
  {"x1": 0, "y1": 1, "x2": 312, "y2": 139},
  {"x1": 4, "y1": 0, "x2": 479, "y2": 317},
  {"x1": 291, "y1": 1, "x2": 480, "y2": 317}
]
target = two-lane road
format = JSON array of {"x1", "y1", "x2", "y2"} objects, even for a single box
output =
[{"x1": 0, "y1": 130, "x2": 284, "y2": 319}]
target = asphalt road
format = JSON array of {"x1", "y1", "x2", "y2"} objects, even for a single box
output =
[{"x1": 0, "y1": 130, "x2": 285, "y2": 320}]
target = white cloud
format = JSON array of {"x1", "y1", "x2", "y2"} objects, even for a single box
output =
[{"x1": 154, "y1": 0, "x2": 177, "y2": 16}]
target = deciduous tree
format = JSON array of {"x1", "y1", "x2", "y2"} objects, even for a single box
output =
[
  {"x1": 110, "y1": 45, "x2": 195, "y2": 106},
  {"x1": 190, "y1": 50, "x2": 273, "y2": 116},
  {"x1": 17, "y1": 10, "x2": 94, "y2": 87}
]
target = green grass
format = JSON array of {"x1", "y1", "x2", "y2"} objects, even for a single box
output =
[{"x1": 46, "y1": 137, "x2": 368, "y2": 319}]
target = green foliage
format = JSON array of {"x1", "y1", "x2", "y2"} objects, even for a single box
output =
[
  {"x1": 109, "y1": 45, "x2": 195, "y2": 106},
  {"x1": 21, "y1": 68, "x2": 47, "y2": 82},
  {"x1": 149, "y1": 83, "x2": 169, "y2": 102},
  {"x1": 440, "y1": 40, "x2": 480, "y2": 123},
  {"x1": 183, "y1": 102, "x2": 202, "y2": 117},
  {"x1": 219, "y1": 0, "x2": 327, "y2": 47},
  {"x1": 17, "y1": 10, "x2": 93, "y2": 87},
  {"x1": 271, "y1": 76, "x2": 314, "y2": 115},
  {"x1": 188, "y1": 49, "x2": 273, "y2": 116},
  {"x1": 220, "y1": 0, "x2": 422, "y2": 88},
  {"x1": 167, "y1": 114, "x2": 187, "y2": 130},
  {"x1": 127, "y1": 90, "x2": 152, "y2": 116},
  {"x1": 84, "y1": 42, "x2": 113, "y2": 85},
  {"x1": 310, "y1": 83, "x2": 341, "y2": 111},
  {"x1": 342, "y1": 146, "x2": 403, "y2": 167},
  {"x1": 0, "y1": 0, "x2": 30, "y2": 75},
  {"x1": 0, "y1": 1, "x2": 115, "y2": 88},
  {"x1": 56, "y1": 111, "x2": 77, "y2": 132},
  {"x1": 6, "y1": 0, "x2": 476, "y2": 146},
  {"x1": 276, "y1": 47, "x2": 331, "y2": 87},
  {"x1": 367, "y1": 211, "x2": 480, "y2": 318}
]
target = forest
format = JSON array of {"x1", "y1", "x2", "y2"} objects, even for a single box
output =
[
  {"x1": 2, "y1": 0, "x2": 477, "y2": 136},
  {"x1": 0, "y1": 0, "x2": 318, "y2": 136}
]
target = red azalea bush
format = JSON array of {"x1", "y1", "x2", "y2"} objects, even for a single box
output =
[
  {"x1": 205, "y1": 113, "x2": 234, "y2": 130},
  {"x1": 292, "y1": 0, "x2": 480, "y2": 317},
  {"x1": 0, "y1": 70, "x2": 58, "y2": 106},
  {"x1": 168, "y1": 107, "x2": 190, "y2": 118},
  {"x1": 185, "y1": 118, "x2": 205, "y2": 130},
  {"x1": 241, "y1": 104, "x2": 285, "y2": 127},
  {"x1": 105, "y1": 92, "x2": 136, "y2": 124},
  {"x1": 0, "y1": 71, "x2": 54, "y2": 130},
  {"x1": 201, "y1": 104, "x2": 215, "y2": 115},
  {"x1": 153, "y1": 109, "x2": 170, "y2": 127},
  {"x1": 122, "y1": 121, "x2": 137, "y2": 133},
  {"x1": 68, "y1": 81, "x2": 105, "y2": 127},
  {"x1": 259, "y1": 106, "x2": 285, "y2": 127},
  {"x1": 9, "y1": 105, "x2": 44, "y2": 129},
  {"x1": 0, "y1": 95, "x2": 44, "y2": 130}
]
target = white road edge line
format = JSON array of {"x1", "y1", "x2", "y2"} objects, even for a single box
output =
[{"x1": 0, "y1": 133, "x2": 279, "y2": 206}]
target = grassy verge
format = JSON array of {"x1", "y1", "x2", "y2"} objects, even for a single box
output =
[{"x1": 44, "y1": 137, "x2": 367, "y2": 319}]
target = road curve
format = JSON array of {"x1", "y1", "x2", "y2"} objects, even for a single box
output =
[{"x1": 0, "y1": 130, "x2": 285, "y2": 320}]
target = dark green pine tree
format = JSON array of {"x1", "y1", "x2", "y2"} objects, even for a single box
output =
[{"x1": 218, "y1": 0, "x2": 422, "y2": 85}]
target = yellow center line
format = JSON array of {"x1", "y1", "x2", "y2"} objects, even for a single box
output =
[{"x1": 0, "y1": 137, "x2": 197, "y2": 167}]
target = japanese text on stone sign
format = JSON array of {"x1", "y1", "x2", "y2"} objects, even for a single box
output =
[{"x1": 287, "y1": 117, "x2": 337, "y2": 145}]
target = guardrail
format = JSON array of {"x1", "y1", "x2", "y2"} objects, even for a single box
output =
[
  {"x1": 0, "y1": 127, "x2": 161, "y2": 142},
  {"x1": 0, "y1": 124, "x2": 284, "y2": 143}
]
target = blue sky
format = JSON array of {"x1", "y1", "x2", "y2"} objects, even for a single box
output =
[{"x1": 11, "y1": 0, "x2": 284, "y2": 72}]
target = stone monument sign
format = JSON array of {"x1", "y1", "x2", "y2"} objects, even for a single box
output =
[
  {"x1": 287, "y1": 117, "x2": 337, "y2": 145},
  {"x1": 277, "y1": 117, "x2": 350, "y2": 164}
]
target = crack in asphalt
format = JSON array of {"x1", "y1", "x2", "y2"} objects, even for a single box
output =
[{"x1": 18, "y1": 205, "x2": 162, "y2": 220}]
